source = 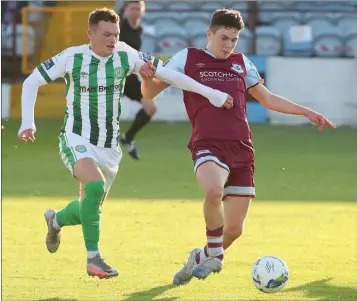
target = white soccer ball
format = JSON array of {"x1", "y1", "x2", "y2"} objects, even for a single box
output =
[{"x1": 251, "y1": 256, "x2": 289, "y2": 293}]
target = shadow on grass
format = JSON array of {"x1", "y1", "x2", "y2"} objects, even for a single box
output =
[
  {"x1": 34, "y1": 284, "x2": 176, "y2": 301},
  {"x1": 122, "y1": 284, "x2": 177, "y2": 301},
  {"x1": 285, "y1": 278, "x2": 357, "y2": 300}
]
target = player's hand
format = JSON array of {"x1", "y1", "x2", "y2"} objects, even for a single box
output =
[
  {"x1": 18, "y1": 129, "x2": 36, "y2": 142},
  {"x1": 306, "y1": 110, "x2": 336, "y2": 131},
  {"x1": 222, "y1": 95, "x2": 234, "y2": 110},
  {"x1": 139, "y1": 61, "x2": 156, "y2": 79}
]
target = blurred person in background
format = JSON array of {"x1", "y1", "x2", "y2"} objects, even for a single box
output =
[{"x1": 117, "y1": 0, "x2": 154, "y2": 160}]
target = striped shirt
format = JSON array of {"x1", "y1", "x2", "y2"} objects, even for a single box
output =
[{"x1": 36, "y1": 42, "x2": 161, "y2": 148}]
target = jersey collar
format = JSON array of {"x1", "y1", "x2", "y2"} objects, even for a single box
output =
[
  {"x1": 88, "y1": 44, "x2": 114, "y2": 60},
  {"x1": 204, "y1": 48, "x2": 217, "y2": 58},
  {"x1": 204, "y1": 48, "x2": 233, "y2": 60}
]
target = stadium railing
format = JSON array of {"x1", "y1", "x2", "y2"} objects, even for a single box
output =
[
  {"x1": 21, "y1": 6, "x2": 95, "y2": 75},
  {"x1": 17, "y1": 4, "x2": 357, "y2": 77}
]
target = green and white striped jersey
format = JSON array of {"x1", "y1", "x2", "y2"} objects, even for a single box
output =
[{"x1": 36, "y1": 42, "x2": 161, "y2": 148}]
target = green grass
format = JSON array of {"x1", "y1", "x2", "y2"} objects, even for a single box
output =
[
  {"x1": 2, "y1": 120, "x2": 356, "y2": 201},
  {"x1": 2, "y1": 120, "x2": 357, "y2": 300}
]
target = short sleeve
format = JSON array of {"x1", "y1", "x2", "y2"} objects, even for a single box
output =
[
  {"x1": 242, "y1": 54, "x2": 264, "y2": 89},
  {"x1": 161, "y1": 48, "x2": 188, "y2": 73},
  {"x1": 126, "y1": 46, "x2": 163, "y2": 75},
  {"x1": 36, "y1": 49, "x2": 68, "y2": 83}
]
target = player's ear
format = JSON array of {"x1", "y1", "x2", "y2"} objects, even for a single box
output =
[
  {"x1": 88, "y1": 24, "x2": 97, "y2": 39},
  {"x1": 141, "y1": 1, "x2": 146, "y2": 13},
  {"x1": 207, "y1": 28, "x2": 212, "y2": 41},
  {"x1": 124, "y1": 4, "x2": 131, "y2": 15}
]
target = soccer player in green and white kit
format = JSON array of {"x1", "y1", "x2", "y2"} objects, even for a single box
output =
[{"x1": 17, "y1": 8, "x2": 233, "y2": 279}]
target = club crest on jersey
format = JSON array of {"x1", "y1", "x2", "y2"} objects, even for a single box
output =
[
  {"x1": 141, "y1": 52, "x2": 153, "y2": 63},
  {"x1": 231, "y1": 63, "x2": 244, "y2": 74},
  {"x1": 115, "y1": 67, "x2": 125, "y2": 79},
  {"x1": 75, "y1": 145, "x2": 87, "y2": 153}
]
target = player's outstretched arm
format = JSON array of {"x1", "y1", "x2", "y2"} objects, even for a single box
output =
[
  {"x1": 248, "y1": 84, "x2": 336, "y2": 131},
  {"x1": 139, "y1": 61, "x2": 233, "y2": 109},
  {"x1": 126, "y1": 45, "x2": 233, "y2": 109}
]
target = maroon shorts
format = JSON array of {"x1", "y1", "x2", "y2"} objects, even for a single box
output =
[{"x1": 190, "y1": 139, "x2": 256, "y2": 199}]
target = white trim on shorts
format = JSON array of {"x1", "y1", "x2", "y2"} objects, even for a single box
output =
[
  {"x1": 194, "y1": 155, "x2": 230, "y2": 173},
  {"x1": 223, "y1": 186, "x2": 256, "y2": 197}
]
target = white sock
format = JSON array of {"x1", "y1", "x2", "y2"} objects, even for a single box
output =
[
  {"x1": 52, "y1": 215, "x2": 61, "y2": 230},
  {"x1": 87, "y1": 250, "x2": 100, "y2": 259},
  {"x1": 200, "y1": 246, "x2": 209, "y2": 262}
]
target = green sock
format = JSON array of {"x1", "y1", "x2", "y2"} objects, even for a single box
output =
[
  {"x1": 56, "y1": 200, "x2": 81, "y2": 227},
  {"x1": 80, "y1": 180, "x2": 104, "y2": 251}
]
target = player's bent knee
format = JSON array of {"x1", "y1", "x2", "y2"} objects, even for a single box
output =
[
  {"x1": 204, "y1": 185, "x2": 224, "y2": 203},
  {"x1": 144, "y1": 105, "x2": 157, "y2": 116},
  {"x1": 149, "y1": 106, "x2": 157, "y2": 116},
  {"x1": 74, "y1": 158, "x2": 105, "y2": 185},
  {"x1": 142, "y1": 99, "x2": 157, "y2": 116}
]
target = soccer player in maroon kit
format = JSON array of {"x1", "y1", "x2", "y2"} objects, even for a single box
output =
[{"x1": 141, "y1": 9, "x2": 335, "y2": 285}]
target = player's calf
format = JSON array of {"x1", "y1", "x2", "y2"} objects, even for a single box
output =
[
  {"x1": 223, "y1": 225, "x2": 243, "y2": 249},
  {"x1": 195, "y1": 162, "x2": 227, "y2": 280},
  {"x1": 56, "y1": 200, "x2": 81, "y2": 227},
  {"x1": 222, "y1": 195, "x2": 251, "y2": 249},
  {"x1": 80, "y1": 180, "x2": 105, "y2": 258},
  {"x1": 196, "y1": 161, "x2": 227, "y2": 229}
]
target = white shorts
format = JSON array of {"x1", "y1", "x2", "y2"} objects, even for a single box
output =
[{"x1": 58, "y1": 132, "x2": 122, "y2": 191}]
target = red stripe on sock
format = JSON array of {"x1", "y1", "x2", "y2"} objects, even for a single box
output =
[
  {"x1": 207, "y1": 242, "x2": 223, "y2": 248},
  {"x1": 206, "y1": 226, "x2": 223, "y2": 237},
  {"x1": 195, "y1": 251, "x2": 200, "y2": 264},
  {"x1": 204, "y1": 245, "x2": 209, "y2": 257}
]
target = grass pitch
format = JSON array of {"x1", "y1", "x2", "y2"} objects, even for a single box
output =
[{"x1": 2, "y1": 120, "x2": 356, "y2": 300}]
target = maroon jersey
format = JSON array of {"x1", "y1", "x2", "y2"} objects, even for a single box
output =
[
  {"x1": 185, "y1": 48, "x2": 252, "y2": 148},
  {"x1": 163, "y1": 47, "x2": 262, "y2": 149}
]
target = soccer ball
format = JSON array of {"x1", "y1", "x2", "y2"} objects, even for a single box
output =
[{"x1": 251, "y1": 256, "x2": 289, "y2": 294}]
